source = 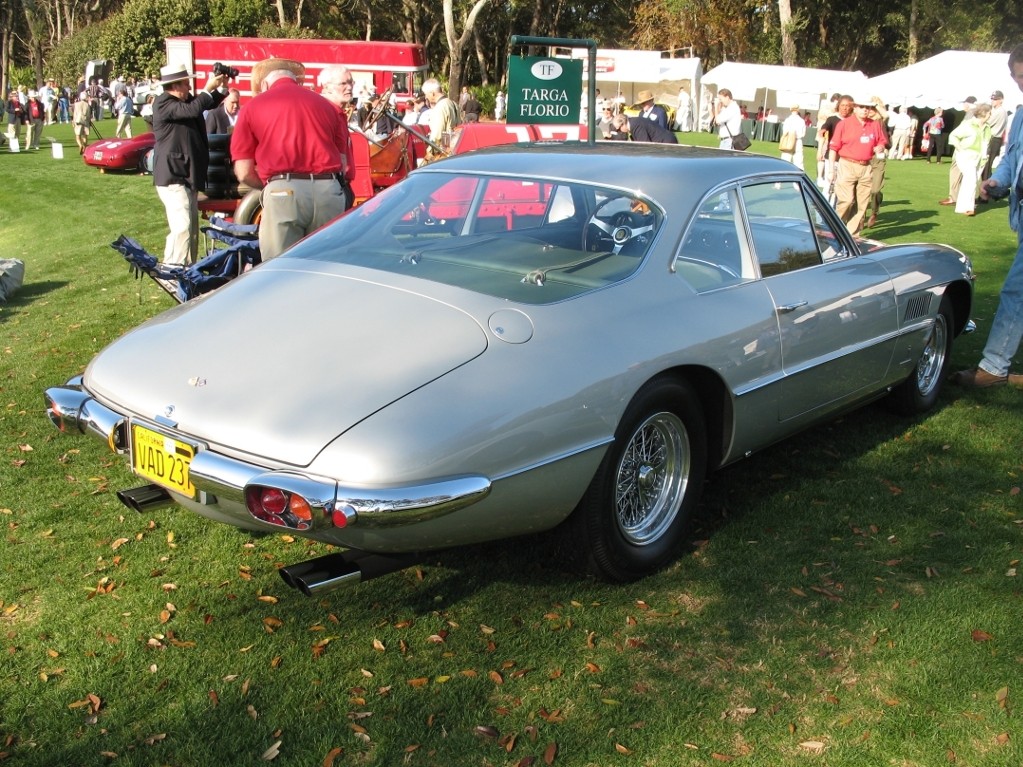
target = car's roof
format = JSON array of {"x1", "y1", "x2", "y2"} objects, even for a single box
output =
[{"x1": 421, "y1": 142, "x2": 799, "y2": 208}]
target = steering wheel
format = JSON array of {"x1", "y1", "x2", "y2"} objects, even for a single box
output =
[{"x1": 583, "y1": 197, "x2": 656, "y2": 254}]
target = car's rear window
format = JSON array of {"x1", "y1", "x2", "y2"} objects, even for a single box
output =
[{"x1": 285, "y1": 172, "x2": 662, "y2": 304}]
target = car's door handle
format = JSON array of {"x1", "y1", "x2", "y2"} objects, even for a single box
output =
[{"x1": 777, "y1": 301, "x2": 808, "y2": 314}]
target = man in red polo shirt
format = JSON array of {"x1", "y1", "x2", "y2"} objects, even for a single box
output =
[
  {"x1": 232, "y1": 58, "x2": 350, "y2": 260},
  {"x1": 827, "y1": 94, "x2": 889, "y2": 235}
]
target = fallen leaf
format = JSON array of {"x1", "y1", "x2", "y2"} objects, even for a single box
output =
[
  {"x1": 322, "y1": 746, "x2": 343, "y2": 767},
  {"x1": 489, "y1": 670, "x2": 504, "y2": 685},
  {"x1": 543, "y1": 741, "x2": 558, "y2": 765},
  {"x1": 407, "y1": 677, "x2": 429, "y2": 687},
  {"x1": 799, "y1": 740, "x2": 826, "y2": 754},
  {"x1": 475, "y1": 725, "x2": 499, "y2": 739},
  {"x1": 372, "y1": 639, "x2": 385, "y2": 652},
  {"x1": 972, "y1": 630, "x2": 993, "y2": 642},
  {"x1": 711, "y1": 754, "x2": 735, "y2": 762},
  {"x1": 615, "y1": 743, "x2": 632, "y2": 754},
  {"x1": 262, "y1": 740, "x2": 282, "y2": 760},
  {"x1": 111, "y1": 538, "x2": 129, "y2": 550},
  {"x1": 258, "y1": 595, "x2": 279, "y2": 604},
  {"x1": 996, "y1": 732, "x2": 1010, "y2": 745},
  {"x1": 995, "y1": 687, "x2": 1009, "y2": 709}
]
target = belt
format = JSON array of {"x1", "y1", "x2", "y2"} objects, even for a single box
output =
[
  {"x1": 267, "y1": 172, "x2": 339, "y2": 182},
  {"x1": 839, "y1": 157, "x2": 870, "y2": 166}
]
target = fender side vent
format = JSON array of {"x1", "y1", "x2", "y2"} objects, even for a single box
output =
[{"x1": 903, "y1": 294, "x2": 930, "y2": 323}]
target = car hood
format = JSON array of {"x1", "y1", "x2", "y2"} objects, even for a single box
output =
[{"x1": 85, "y1": 265, "x2": 488, "y2": 466}]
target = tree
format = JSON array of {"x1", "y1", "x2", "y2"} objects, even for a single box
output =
[
  {"x1": 441, "y1": 0, "x2": 493, "y2": 98},
  {"x1": 99, "y1": 0, "x2": 207, "y2": 78}
]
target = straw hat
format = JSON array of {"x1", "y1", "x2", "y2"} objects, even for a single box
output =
[
  {"x1": 636, "y1": 89, "x2": 655, "y2": 104},
  {"x1": 158, "y1": 63, "x2": 196, "y2": 86},
  {"x1": 250, "y1": 58, "x2": 305, "y2": 94}
]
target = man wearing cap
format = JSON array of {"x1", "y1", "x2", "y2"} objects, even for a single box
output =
[
  {"x1": 152, "y1": 63, "x2": 229, "y2": 267},
  {"x1": 953, "y1": 43, "x2": 1023, "y2": 387},
  {"x1": 232, "y1": 58, "x2": 350, "y2": 260},
  {"x1": 981, "y1": 90, "x2": 1008, "y2": 184},
  {"x1": 420, "y1": 78, "x2": 461, "y2": 161},
  {"x1": 827, "y1": 94, "x2": 888, "y2": 235},
  {"x1": 636, "y1": 91, "x2": 668, "y2": 131}
]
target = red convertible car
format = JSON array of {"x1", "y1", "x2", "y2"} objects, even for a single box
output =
[{"x1": 83, "y1": 132, "x2": 155, "y2": 173}]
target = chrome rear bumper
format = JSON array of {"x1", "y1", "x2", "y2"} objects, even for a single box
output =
[{"x1": 43, "y1": 380, "x2": 491, "y2": 530}]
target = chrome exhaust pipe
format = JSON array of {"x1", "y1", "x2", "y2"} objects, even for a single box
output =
[
  {"x1": 279, "y1": 551, "x2": 419, "y2": 596},
  {"x1": 116, "y1": 484, "x2": 176, "y2": 513}
]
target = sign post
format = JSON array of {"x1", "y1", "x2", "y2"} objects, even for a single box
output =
[{"x1": 509, "y1": 36, "x2": 597, "y2": 145}]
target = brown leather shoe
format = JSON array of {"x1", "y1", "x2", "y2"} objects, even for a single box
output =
[{"x1": 950, "y1": 368, "x2": 1023, "y2": 388}]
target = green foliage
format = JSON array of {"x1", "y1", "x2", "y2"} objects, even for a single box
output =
[
  {"x1": 208, "y1": 0, "x2": 271, "y2": 38},
  {"x1": 99, "y1": 0, "x2": 210, "y2": 78},
  {"x1": 4, "y1": 64, "x2": 37, "y2": 90},
  {"x1": 46, "y1": 22, "x2": 111, "y2": 87},
  {"x1": 256, "y1": 21, "x2": 317, "y2": 39}
]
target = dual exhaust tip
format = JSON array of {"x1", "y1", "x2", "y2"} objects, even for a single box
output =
[{"x1": 116, "y1": 484, "x2": 417, "y2": 595}]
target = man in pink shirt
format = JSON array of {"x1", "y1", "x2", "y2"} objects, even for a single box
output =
[{"x1": 827, "y1": 94, "x2": 889, "y2": 235}]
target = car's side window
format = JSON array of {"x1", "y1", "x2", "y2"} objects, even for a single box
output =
[
  {"x1": 674, "y1": 189, "x2": 755, "y2": 292},
  {"x1": 804, "y1": 190, "x2": 848, "y2": 262},
  {"x1": 741, "y1": 181, "x2": 823, "y2": 277}
]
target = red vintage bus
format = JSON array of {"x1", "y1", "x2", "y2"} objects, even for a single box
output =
[{"x1": 164, "y1": 36, "x2": 428, "y2": 102}]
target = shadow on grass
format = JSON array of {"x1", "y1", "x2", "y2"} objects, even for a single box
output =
[{"x1": 0, "y1": 280, "x2": 69, "y2": 324}]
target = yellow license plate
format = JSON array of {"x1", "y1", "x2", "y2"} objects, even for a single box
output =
[{"x1": 131, "y1": 423, "x2": 197, "y2": 499}]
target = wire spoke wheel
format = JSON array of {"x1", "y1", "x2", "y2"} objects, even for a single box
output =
[
  {"x1": 915, "y1": 311, "x2": 948, "y2": 397},
  {"x1": 614, "y1": 411, "x2": 691, "y2": 545}
]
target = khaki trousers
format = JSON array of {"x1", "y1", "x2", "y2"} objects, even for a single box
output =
[
  {"x1": 259, "y1": 177, "x2": 346, "y2": 260},
  {"x1": 834, "y1": 158, "x2": 872, "y2": 235}
]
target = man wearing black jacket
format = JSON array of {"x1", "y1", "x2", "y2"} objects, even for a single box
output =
[
  {"x1": 205, "y1": 88, "x2": 240, "y2": 134},
  {"x1": 153, "y1": 63, "x2": 227, "y2": 266}
]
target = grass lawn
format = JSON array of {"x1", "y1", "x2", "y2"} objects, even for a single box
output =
[{"x1": 1, "y1": 123, "x2": 1021, "y2": 767}]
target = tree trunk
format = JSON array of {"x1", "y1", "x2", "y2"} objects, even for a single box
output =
[
  {"x1": 778, "y1": 0, "x2": 796, "y2": 66},
  {"x1": 442, "y1": 0, "x2": 492, "y2": 97},
  {"x1": 907, "y1": 0, "x2": 918, "y2": 63}
]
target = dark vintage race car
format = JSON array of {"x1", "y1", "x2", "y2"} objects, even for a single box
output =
[
  {"x1": 83, "y1": 132, "x2": 155, "y2": 173},
  {"x1": 46, "y1": 142, "x2": 974, "y2": 596}
]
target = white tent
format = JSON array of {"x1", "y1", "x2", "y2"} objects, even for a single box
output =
[
  {"x1": 701, "y1": 61, "x2": 867, "y2": 113},
  {"x1": 565, "y1": 48, "x2": 703, "y2": 121},
  {"x1": 867, "y1": 50, "x2": 1021, "y2": 110}
]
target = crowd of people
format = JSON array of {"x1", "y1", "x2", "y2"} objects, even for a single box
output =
[{"x1": 4, "y1": 73, "x2": 160, "y2": 151}]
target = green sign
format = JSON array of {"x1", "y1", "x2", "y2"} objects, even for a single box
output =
[{"x1": 507, "y1": 56, "x2": 583, "y2": 124}]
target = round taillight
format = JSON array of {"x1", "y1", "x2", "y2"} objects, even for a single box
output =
[{"x1": 260, "y1": 488, "x2": 288, "y2": 515}]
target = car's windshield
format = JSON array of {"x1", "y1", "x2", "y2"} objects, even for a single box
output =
[{"x1": 284, "y1": 171, "x2": 663, "y2": 305}]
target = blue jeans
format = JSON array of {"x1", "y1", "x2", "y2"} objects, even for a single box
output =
[{"x1": 979, "y1": 232, "x2": 1023, "y2": 376}]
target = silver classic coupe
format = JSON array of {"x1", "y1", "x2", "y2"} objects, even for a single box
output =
[{"x1": 46, "y1": 143, "x2": 974, "y2": 595}]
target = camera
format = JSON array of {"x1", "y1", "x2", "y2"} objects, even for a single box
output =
[{"x1": 213, "y1": 62, "x2": 239, "y2": 79}]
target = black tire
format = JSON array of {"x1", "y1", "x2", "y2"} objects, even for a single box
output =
[
  {"x1": 207, "y1": 133, "x2": 231, "y2": 151},
  {"x1": 887, "y1": 296, "x2": 954, "y2": 415},
  {"x1": 206, "y1": 165, "x2": 229, "y2": 183},
  {"x1": 568, "y1": 378, "x2": 707, "y2": 582},
  {"x1": 203, "y1": 183, "x2": 228, "y2": 199},
  {"x1": 139, "y1": 147, "x2": 155, "y2": 175},
  {"x1": 234, "y1": 188, "x2": 263, "y2": 226},
  {"x1": 208, "y1": 149, "x2": 228, "y2": 166}
]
